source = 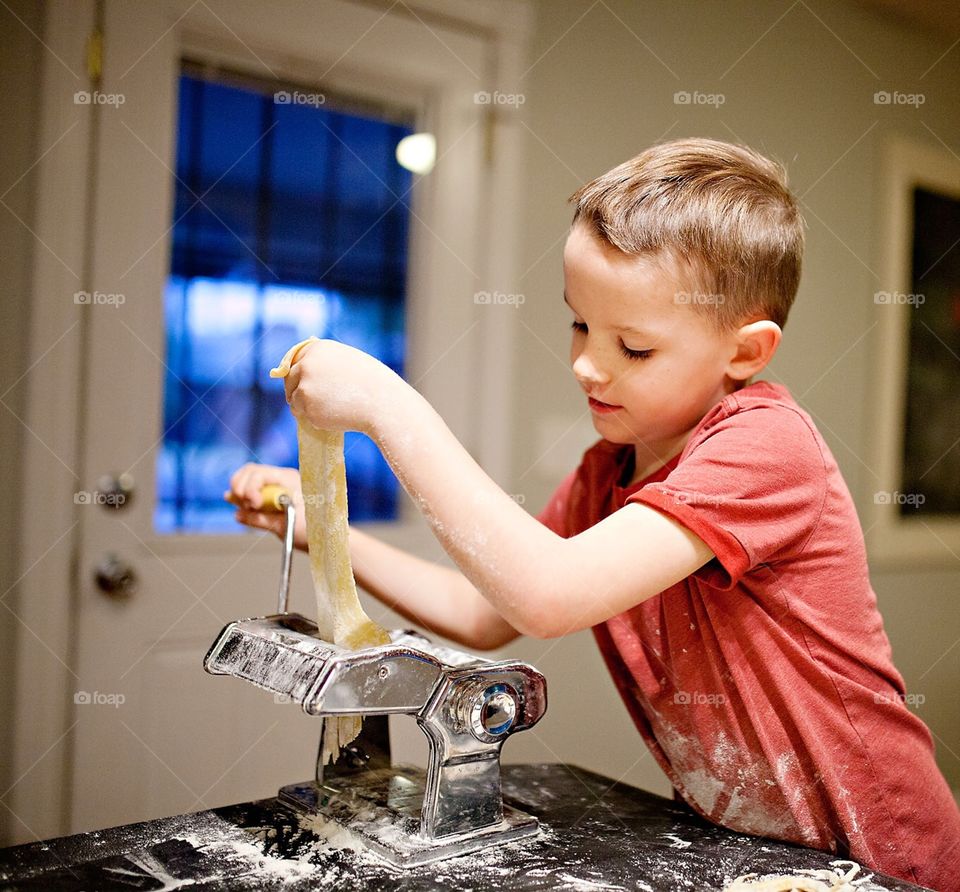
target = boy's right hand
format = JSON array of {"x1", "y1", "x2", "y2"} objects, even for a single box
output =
[{"x1": 225, "y1": 464, "x2": 307, "y2": 549}]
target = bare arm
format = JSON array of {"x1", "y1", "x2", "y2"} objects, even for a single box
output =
[
  {"x1": 348, "y1": 526, "x2": 520, "y2": 651},
  {"x1": 226, "y1": 463, "x2": 520, "y2": 651},
  {"x1": 370, "y1": 387, "x2": 716, "y2": 639},
  {"x1": 284, "y1": 340, "x2": 717, "y2": 640}
]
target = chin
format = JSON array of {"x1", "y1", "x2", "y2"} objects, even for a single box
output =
[{"x1": 590, "y1": 415, "x2": 638, "y2": 444}]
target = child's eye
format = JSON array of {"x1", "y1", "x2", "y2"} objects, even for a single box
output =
[
  {"x1": 570, "y1": 320, "x2": 587, "y2": 333},
  {"x1": 620, "y1": 343, "x2": 654, "y2": 361}
]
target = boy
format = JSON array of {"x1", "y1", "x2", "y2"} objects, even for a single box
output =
[{"x1": 228, "y1": 138, "x2": 960, "y2": 889}]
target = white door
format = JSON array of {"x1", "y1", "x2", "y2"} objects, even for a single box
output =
[{"x1": 8, "y1": 0, "x2": 528, "y2": 839}]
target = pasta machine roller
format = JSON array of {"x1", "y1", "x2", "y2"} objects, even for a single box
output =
[{"x1": 203, "y1": 486, "x2": 548, "y2": 867}]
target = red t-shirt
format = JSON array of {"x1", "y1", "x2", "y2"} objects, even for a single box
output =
[{"x1": 536, "y1": 380, "x2": 960, "y2": 890}]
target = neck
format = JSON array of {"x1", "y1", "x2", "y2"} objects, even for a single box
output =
[
  {"x1": 627, "y1": 377, "x2": 751, "y2": 486},
  {"x1": 628, "y1": 435, "x2": 688, "y2": 486}
]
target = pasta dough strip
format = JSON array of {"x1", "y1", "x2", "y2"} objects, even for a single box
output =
[
  {"x1": 723, "y1": 860, "x2": 867, "y2": 892},
  {"x1": 270, "y1": 337, "x2": 391, "y2": 764}
]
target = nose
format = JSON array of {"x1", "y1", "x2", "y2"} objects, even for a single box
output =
[{"x1": 572, "y1": 346, "x2": 610, "y2": 388}]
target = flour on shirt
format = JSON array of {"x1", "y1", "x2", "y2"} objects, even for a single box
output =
[{"x1": 649, "y1": 717, "x2": 812, "y2": 844}]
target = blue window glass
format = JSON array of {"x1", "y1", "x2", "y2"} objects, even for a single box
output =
[{"x1": 156, "y1": 68, "x2": 413, "y2": 533}]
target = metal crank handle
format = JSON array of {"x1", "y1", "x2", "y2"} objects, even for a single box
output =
[{"x1": 259, "y1": 484, "x2": 296, "y2": 614}]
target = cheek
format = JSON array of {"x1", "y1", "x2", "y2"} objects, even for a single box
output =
[
  {"x1": 619, "y1": 362, "x2": 671, "y2": 408},
  {"x1": 613, "y1": 364, "x2": 647, "y2": 404}
]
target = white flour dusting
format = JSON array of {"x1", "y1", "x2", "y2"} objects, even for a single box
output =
[
  {"x1": 555, "y1": 873, "x2": 627, "y2": 890},
  {"x1": 174, "y1": 829, "x2": 316, "y2": 884},
  {"x1": 661, "y1": 832, "x2": 692, "y2": 849}
]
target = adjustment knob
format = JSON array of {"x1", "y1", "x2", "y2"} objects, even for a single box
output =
[
  {"x1": 455, "y1": 681, "x2": 518, "y2": 743},
  {"x1": 480, "y1": 687, "x2": 517, "y2": 737}
]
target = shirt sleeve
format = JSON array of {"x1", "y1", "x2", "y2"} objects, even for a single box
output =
[{"x1": 626, "y1": 404, "x2": 828, "y2": 590}]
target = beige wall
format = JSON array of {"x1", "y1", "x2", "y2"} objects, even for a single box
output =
[
  {"x1": 0, "y1": 0, "x2": 43, "y2": 844},
  {"x1": 503, "y1": 0, "x2": 960, "y2": 796}
]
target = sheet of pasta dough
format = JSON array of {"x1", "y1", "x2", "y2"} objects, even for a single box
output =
[
  {"x1": 270, "y1": 337, "x2": 390, "y2": 765},
  {"x1": 722, "y1": 860, "x2": 870, "y2": 892}
]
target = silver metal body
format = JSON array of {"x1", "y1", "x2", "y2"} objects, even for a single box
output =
[
  {"x1": 203, "y1": 496, "x2": 547, "y2": 866},
  {"x1": 276, "y1": 495, "x2": 295, "y2": 614}
]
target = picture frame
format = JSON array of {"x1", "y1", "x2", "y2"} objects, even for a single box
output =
[{"x1": 867, "y1": 134, "x2": 960, "y2": 565}]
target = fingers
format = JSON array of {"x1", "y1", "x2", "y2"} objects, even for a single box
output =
[
  {"x1": 224, "y1": 463, "x2": 279, "y2": 510},
  {"x1": 231, "y1": 465, "x2": 264, "y2": 509},
  {"x1": 225, "y1": 465, "x2": 248, "y2": 507},
  {"x1": 226, "y1": 464, "x2": 304, "y2": 545},
  {"x1": 234, "y1": 507, "x2": 285, "y2": 537},
  {"x1": 283, "y1": 365, "x2": 300, "y2": 406},
  {"x1": 284, "y1": 364, "x2": 313, "y2": 422}
]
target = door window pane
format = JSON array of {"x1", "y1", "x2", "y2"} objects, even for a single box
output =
[{"x1": 156, "y1": 68, "x2": 413, "y2": 533}]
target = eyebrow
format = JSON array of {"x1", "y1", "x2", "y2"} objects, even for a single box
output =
[{"x1": 563, "y1": 292, "x2": 656, "y2": 337}]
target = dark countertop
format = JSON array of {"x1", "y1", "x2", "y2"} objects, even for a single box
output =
[{"x1": 0, "y1": 764, "x2": 927, "y2": 891}]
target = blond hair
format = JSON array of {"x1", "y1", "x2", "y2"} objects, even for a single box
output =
[{"x1": 569, "y1": 138, "x2": 804, "y2": 330}]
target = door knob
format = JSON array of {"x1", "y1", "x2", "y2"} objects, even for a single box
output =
[
  {"x1": 95, "y1": 472, "x2": 134, "y2": 510},
  {"x1": 94, "y1": 554, "x2": 138, "y2": 597}
]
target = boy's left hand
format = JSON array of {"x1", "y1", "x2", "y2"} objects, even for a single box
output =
[{"x1": 282, "y1": 339, "x2": 400, "y2": 435}]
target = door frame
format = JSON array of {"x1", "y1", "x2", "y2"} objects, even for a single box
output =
[
  {"x1": 9, "y1": 0, "x2": 532, "y2": 842},
  {"x1": 865, "y1": 132, "x2": 960, "y2": 566}
]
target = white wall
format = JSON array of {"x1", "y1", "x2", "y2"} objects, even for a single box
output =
[{"x1": 501, "y1": 0, "x2": 960, "y2": 796}]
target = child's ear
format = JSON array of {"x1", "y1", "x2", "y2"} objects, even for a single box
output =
[{"x1": 726, "y1": 320, "x2": 781, "y2": 380}]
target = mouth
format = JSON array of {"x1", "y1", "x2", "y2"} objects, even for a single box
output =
[{"x1": 587, "y1": 395, "x2": 622, "y2": 414}]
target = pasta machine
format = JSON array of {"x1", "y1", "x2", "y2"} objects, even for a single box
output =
[{"x1": 203, "y1": 486, "x2": 548, "y2": 867}]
